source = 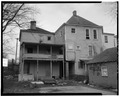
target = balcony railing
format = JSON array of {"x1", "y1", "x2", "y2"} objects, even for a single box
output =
[{"x1": 23, "y1": 53, "x2": 63, "y2": 60}]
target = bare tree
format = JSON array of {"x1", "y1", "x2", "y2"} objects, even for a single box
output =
[
  {"x1": 2, "y1": 3, "x2": 38, "y2": 57},
  {"x1": 100, "y1": 2, "x2": 117, "y2": 22}
]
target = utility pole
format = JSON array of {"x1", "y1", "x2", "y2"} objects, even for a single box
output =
[{"x1": 15, "y1": 38, "x2": 18, "y2": 64}]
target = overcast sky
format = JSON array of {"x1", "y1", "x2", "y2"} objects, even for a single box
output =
[
  {"x1": 8, "y1": 2, "x2": 117, "y2": 60},
  {"x1": 32, "y1": 3, "x2": 117, "y2": 34}
]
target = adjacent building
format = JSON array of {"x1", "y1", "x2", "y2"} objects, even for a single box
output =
[
  {"x1": 102, "y1": 33, "x2": 117, "y2": 50},
  {"x1": 87, "y1": 47, "x2": 117, "y2": 89}
]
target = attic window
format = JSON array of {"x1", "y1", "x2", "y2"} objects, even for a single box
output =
[
  {"x1": 86, "y1": 29, "x2": 90, "y2": 39},
  {"x1": 71, "y1": 28, "x2": 75, "y2": 33},
  {"x1": 48, "y1": 36, "x2": 51, "y2": 41}
]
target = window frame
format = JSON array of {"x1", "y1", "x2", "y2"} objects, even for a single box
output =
[
  {"x1": 71, "y1": 28, "x2": 75, "y2": 33},
  {"x1": 101, "y1": 66, "x2": 108, "y2": 76},
  {"x1": 48, "y1": 36, "x2": 51, "y2": 41},
  {"x1": 86, "y1": 29, "x2": 90, "y2": 39},
  {"x1": 89, "y1": 45, "x2": 92, "y2": 56},
  {"x1": 104, "y1": 36, "x2": 108, "y2": 43},
  {"x1": 93, "y1": 29, "x2": 97, "y2": 39}
]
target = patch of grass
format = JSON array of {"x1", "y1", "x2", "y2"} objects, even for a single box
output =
[{"x1": 3, "y1": 78, "x2": 40, "y2": 93}]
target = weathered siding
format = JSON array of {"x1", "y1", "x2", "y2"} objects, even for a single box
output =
[
  {"x1": 55, "y1": 26, "x2": 65, "y2": 44},
  {"x1": 88, "y1": 62, "x2": 117, "y2": 88},
  {"x1": 21, "y1": 32, "x2": 55, "y2": 44}
]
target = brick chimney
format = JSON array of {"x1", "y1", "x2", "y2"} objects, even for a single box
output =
[
  {"x1": 30, "y1": 21, "x2": 36, "y2": 29},
  {"x1": 73, "y1": 10, "x2": 77, "y2": 16}
]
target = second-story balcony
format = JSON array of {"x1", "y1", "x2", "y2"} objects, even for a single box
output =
[
  {"x1": 21, "y1": 43, "x2": 64, "y2": 60},
  {"x1": 23, "y1": 53, "x2": 64, "y2": 60}
]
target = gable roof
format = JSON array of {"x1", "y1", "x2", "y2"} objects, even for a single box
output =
[
  {"x1": 19, "y1": 27, "x2": 54, "y2": 41},
  {"x1": 66, "y1": 14, "x2": 101, "y2": 28},
  {"x1": 21, "y1": 27, "x2": 54, "y2": 35},
  {"x1": 87, "y1": 47, "x2": 117, "y2": 64}
]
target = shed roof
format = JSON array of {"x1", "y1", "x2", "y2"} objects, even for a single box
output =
[{"x1": 87, "y1": 47, "x2": 117, "y2": 64}]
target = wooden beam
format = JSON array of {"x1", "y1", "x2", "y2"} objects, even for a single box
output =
[
  {"x1": 36, "y1": 60, "x2": 39, "y2": 81},
  {"x1": 50, "y1": 61, "x2": 52, "y2": 78},
  {"x1": 63, "y1": 45, "x2": 65, "y2": 80},
  {"x1": 50, "y1": 45, "x2": 52, "y2": 78},
  {"x1": 21, "y1": 59, "x2": 24, "y2": 81}
]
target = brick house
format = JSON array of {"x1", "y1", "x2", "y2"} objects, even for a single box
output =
[{"x1": 87, "y1": 47, "x2": 117, "y2": 88}]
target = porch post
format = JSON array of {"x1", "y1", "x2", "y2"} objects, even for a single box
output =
[
  {"x1": 50, "y1": 61, "x2": 52, "y2": 78},
  {"x1": 66, "y1": 62, "x2": 69, "y2": 79},
  {"x1": 36, "y1": 60, "x2": 39, "y2": 81},
  {"x1": 21, "y1": 59, "x2": 24, "y2": 81},
  {"x1": 50, "y1": 45, "x2": 52, "y2": 78},
  {"x1": 63, "y1": 60, "x2": 64, "y2": 80},
  {"x1": 63, "y1": 45, "x2": 65, "y2": 80},
  {"x1": 37, "y1": 44, "x2": 39, "y2": 53}
]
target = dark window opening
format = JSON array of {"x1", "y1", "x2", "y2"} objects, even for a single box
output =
[
  {"x1": 86, "y1": 29, "x2": 90, "y2": 39},
  {"x1": 78, "y1": 60, "x2": 85, "y2": 69},
  {"x1": 93, "y1": 30, "x2": 97, "y2": 39},
  {"x1": 59, "y1": 48, "x2": 63, "y2": 54},
  {"x1": 48, "y1": 36, "x2": 51, "y2": 41},
  {"x1": 27, "y1": 48, "x2": 33, "y2": 53},
  {"x1": 71, "y1": 28, "x2": 75, "y2": 33},
  {"x1": 27, "y1": 64, "x2": 30, "y2": 74},
  {"x1": 105, "y1": 36, "x2": 108, "y2": 43}
]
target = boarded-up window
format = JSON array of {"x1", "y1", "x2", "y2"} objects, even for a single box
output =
[
  {"x1": 101, "y1": 66, "x2": 108, "y2": 76},
  {"x1": 89, "y1": 45, "x2": 92, "y2": 56}
]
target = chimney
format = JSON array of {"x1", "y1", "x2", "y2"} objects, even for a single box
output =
[
  {"x1": 73, "y1": 10, "x2": 77, "y2": 16},
  {"x1": 30, "y1": 21, "x2": 36, "y2": 29}
]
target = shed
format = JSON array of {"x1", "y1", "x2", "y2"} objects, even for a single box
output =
[{"x1": 87, "y1": 47, "x2": 118, "y2": 89}]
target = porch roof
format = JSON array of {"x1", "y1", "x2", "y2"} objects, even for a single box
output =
[{"x1": 22, "y1": 42, "x2": 64, "y2": 46}]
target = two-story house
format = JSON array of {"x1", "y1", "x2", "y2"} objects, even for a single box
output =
[
  {"x1": 19, "y1": 21, "x2": 65, "y2": 81},
  {"x1": 55, "y1": 10, "x2": 104, "y2": 79}
]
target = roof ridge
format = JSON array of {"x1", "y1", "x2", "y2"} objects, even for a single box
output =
[{"x1": 66, "y1": 14, "x2": 101, "y2": 27}]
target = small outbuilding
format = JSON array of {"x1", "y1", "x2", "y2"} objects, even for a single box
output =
[{"x1": 87, "y1": 47, "x2": 118, "y2": 89}]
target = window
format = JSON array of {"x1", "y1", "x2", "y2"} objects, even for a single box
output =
[
  {"x1": 78, "y1": 60, "x2": 85, "y2": 69},
  {"x1": 101, "y1": 66, "x2": 108, "y2": 76},
  {"x1": 60, "y1": 31, "x2": 62, "y2": 36},
  {"x1": 77, "y1": 46, "x2": 80, "y2": 50},
  {"x1": 86, "y1": 29, "x2": 90, "y2": 39},
  {"x1": 71, "y1": 28, "x2": 75, "y2": 33},
  {"x1": 93, "y1": 30, "x2": 97, "y2": 39},
  {"x1": 89, "y1": 45, "x2": 92, "y2": 56},
  {"x1": 105, "y1": 36, "x2": 108, "y2": 43},
  {"x1": 27, "y1": 48, "x2": 33, "y2": 53},
  {"x1": 48, "y1": 36, "x2": 51, "y2": 41}
]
